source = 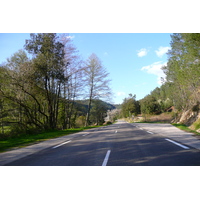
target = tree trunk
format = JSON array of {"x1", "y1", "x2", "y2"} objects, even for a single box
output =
[{"x1": 85, "y1": 97, "x2": 92, "y2": 127}]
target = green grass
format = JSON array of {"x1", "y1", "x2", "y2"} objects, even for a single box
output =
[
  {"x1": 172, "y1": 123, "x2": 200, "y2": 135},
  {"x1": 0, "y1": 125, "x2": 104, "y2": 153}
]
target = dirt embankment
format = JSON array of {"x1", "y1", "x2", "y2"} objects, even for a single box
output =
[
  {"x1": 126, "y1": 112, "x2": 174, "y2": 123},
  {"x1": 127, "y1": 108, "x2": 200, "y2": 133},
  {"x1": 173, "y1": 109, "x2": 200, "y2": 132}
]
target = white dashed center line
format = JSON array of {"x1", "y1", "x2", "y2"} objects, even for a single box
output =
[
  {"x1": 165, "y1": 139, "x2": 190, "y2": 149},
  {"x1": 147, "y1": 131, "x2": 154, "y2": 134},
  {"x1": 102, "y1": 150, "x2": 111, "y2": 166},
  {"x1": 83, "y1": 133, "x2": 90, "y2": 136}
]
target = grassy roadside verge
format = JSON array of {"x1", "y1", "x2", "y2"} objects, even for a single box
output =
[
  {"x1": 171, "y1": 123, "x2": 200, "y2": 135},
  {"x1": 133, "y1": 120, "x2": 200, "y2": 135},
  {"x1": 0, "y1": 125, "x2": 104, "y2": 153},
  {"x1": 123, "y1": 113, "x2": 200, "y2": 135}
]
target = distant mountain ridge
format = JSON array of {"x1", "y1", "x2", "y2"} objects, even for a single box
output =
[{"x1": 75, "y1": 99, "x2": 116, "y2": 112}]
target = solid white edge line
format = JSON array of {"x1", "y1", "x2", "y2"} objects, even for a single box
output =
[
  {"x1": 52, "y1": 140, "x2": 71, "y2": 149},
  {"x1": 102, "y1": 150, "x2": 111, "y2": 166},
  {"x1": 165, "y1": 139, "x2": 190, "y2": 149}
]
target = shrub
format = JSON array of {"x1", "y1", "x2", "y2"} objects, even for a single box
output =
[{"x1": 104, "y1": 121, "x2": 112, "y2": 125}]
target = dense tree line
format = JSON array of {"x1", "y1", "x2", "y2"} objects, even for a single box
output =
[
  {"x1": 3, "y1": 33, "x2": 199, "y2": 134},
  {"x1": 121, "y1": 94, "x2": 140, "y2": 118},
  {"x1": 140, "y1": 33, "x2": 200, "y2": 118},
  {"x1": 139, "y1": 85, "x2": 173, "y2": 115},
  {"x1": 0, "y1": 33, "x2": 112, "y2": 136},
  {"x1": 119, "y1": 33, "x2": 200, "y2": 120}
]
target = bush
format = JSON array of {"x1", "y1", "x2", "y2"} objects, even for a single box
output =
[{"x1": 104, "y1": 121, "x2": 112, "y2": 125}]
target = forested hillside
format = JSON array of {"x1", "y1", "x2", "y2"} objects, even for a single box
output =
[
  {"x1": 0, "y1": 33, "x2": 113, "y2": 137},
  {"x1": 138, "y1": 33, "x2": 200, "y2": 129}
]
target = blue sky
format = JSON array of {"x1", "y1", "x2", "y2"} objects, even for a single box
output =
[{"x1": 0, "y1": 33, "x2": 172, "y2": 104}]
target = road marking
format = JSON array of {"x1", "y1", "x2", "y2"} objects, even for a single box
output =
[
  {"x1": 83, "y1": 133, "x2": 90, "y2": 136},
  {"x1": 165, "y1": 139, "x2": 190, "y2": 149},
  {"x1": 147, "y1": 131, "x2": 154, "y2": 134},
  {"x1": 115, "y1": 130, "x2": 118, "y2": 133},
  {"x1": 102, "y1": 150, "x2": 111, "y2": 166},
  {"x1": 140, "y1": 128, "x2": 143, "y2": 130},
  {"x1": 52, "y1": 140, "x2": 71, "y2": 149}
]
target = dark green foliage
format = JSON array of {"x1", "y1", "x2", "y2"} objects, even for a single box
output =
[
  {"x1": 76, "y1": 99, "x2": 116, "y2": 125},
  {"x1": 121, "y1": 94, "x2": 140, "y2": 117},
  {"x1": 163, "y1": 33, "x2": 200, "y2": 112},
  {"x1": 140, "y1": 95, "x2": 161, "y2": 115},
  {"x1": 139, "y1": 85, "x2": 173, "y2": 115},
  {"x1": 24, "y1": 33, "x2": 65, "y2": 129},
  {"x1": 90, "y1": 99, "x2": 109, "y2": 125},
  {"x1": 104, "y1": 121, "x2": 112, "y2": 125},
  {"x1": 140, "y1": 33, "x2": 200, "y2": 125}
]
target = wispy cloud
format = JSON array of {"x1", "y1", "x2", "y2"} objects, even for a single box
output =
[
  {"x1": 66, "y1": 35, "x2": 75, "y2": 40},
  {"x1": 155, "y1": 46, "x2": 171, "y2": 58},
  {"x1": 141, "y1": 61, "x2": 167, "y2": 85},
  {"x1": 137, "y1": 48, "x2": 148, "y2": 57},
  {"x1": 117, "y1": 91, "x2": 126, "y2": 96}
]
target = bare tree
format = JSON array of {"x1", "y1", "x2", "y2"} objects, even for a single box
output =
[
  {"x1": 84, "y1": 53, "x2": 112, "y2": 126},
  {"x1": 59, "y1": 34, "x2": 85, "y2": 129}
]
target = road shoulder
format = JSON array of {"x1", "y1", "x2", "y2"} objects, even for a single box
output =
[
  {"x1": 133, "y1": 123, "x2": 200, "y2": 150},
  {"x1": 0, "y1": 128, "x2": 97, "y2": 166}
]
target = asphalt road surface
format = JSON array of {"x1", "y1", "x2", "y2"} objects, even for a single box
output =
[{"x1": 5, "y1": 120, "x2": 200, "y2": 166}]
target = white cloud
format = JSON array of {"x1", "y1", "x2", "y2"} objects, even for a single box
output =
[
  {"x1": 117, "y1": 92, "x2": 126, "y2": 96},
  {"x1": 137, "y1": 48, "x2": 148, "y2": 57},
  {"x1": 66, "y1": 35, "x2": 75, "y2": 40},
  {"x1": 155, "y1": 46, "x2": 171, "y2": 58},
  {"x1": 141, "y1": 61, "x2": 167, "y2": 85}
]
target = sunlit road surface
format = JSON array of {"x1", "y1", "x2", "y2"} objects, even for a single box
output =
[{"x1": 5, "y1": 120, "x2": 200, "y2": 166}]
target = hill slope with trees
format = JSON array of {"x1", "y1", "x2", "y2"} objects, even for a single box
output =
[{"x1": 138, "y1": 33, "x2": 200, "y2": 130}]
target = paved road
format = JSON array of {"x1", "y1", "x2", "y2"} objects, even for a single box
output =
[{"x1": 4, "y1": 121, "x2": 200, "y2": 166}]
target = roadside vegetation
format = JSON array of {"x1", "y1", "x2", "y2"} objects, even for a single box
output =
[
  {"x1": 2, "y1": 33, "x2": 200, "y2": 152},
  {"x1": 0, "y1": 124, "x2": 111, "y2": 153},
  {"x1": 116, "y1": 33, "x2": 200, "y2": 135},
  {"x1": 172, "y1": 123, "x2": 199, "y2": 135},
  {"x1": 0, "y1": 33, "x2": 114, "y2": 148}
]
